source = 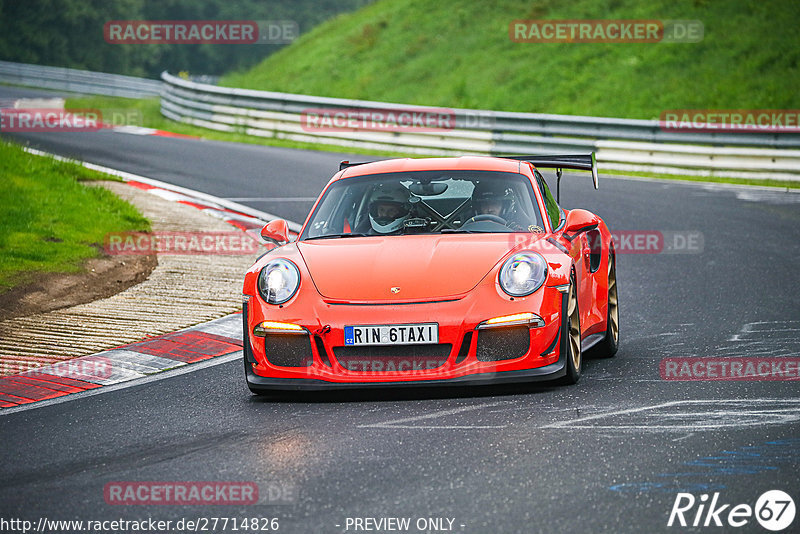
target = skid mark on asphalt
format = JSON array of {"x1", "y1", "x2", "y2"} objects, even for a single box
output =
[
  {"x1": 625, "y1": 323, "x2": 697, "y2": 357},
  {"x1": 358, "y1": 401, "x2": 510, "y2": 429},
  {"x1": 610, "y1": 438, "x2": 800, "y2": 493},
  {"x1": 624, "y1": 320, "x2": 800, "y2": 364},
  {"x1": 716, "y1": 320, "x2": 800, "y2": 357},
  {"x1": 543, "y1": 399, "x2": 800, "y2": 431}
]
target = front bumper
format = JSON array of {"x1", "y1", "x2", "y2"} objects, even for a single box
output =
[
  {"x1": 244, "y1": 356, "x2": 566, "y2": 391},
  {"x1": 243, "y1": 283, "x2": 567, "y2": 390}
]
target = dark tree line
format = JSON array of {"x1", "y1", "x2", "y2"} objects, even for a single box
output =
[{"x1": 0, "y1": 0, "x2": 370, "y2": 78}]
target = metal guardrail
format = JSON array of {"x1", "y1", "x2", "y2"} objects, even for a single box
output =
[
  {"x1": 0, "y1": 60, "x2": 162, "y2": 99},
  {"x1": 160, "y1": 71, "x2": 800, "y2": 180},
  {"x1": 2, "y1": 60, "x2": 797, "y2": 180}
]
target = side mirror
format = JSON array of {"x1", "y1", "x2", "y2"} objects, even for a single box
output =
[
  {"x1": 261, "y1": 219, "x2": 290, "y2": 246},
  {"x1": 564, "y1": 209, "x2": 599, "y2": 233}
]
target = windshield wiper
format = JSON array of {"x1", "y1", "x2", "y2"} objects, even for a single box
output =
[
  {"x1": 440, "y1": 228, "x2": 476, "y2": 234},
  {"x1": 303, "y1": 232, "x2": 370, "y2": 240}
]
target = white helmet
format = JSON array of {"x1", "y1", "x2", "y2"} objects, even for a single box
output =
[{"x1": 368, "y1": 185, "x2": 410, "y2": 234}]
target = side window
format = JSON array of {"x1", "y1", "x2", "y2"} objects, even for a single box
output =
[{"x1": 534, "y1": 170, "x2": 562, "y2": 230}]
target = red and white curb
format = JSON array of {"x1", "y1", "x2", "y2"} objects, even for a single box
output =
[
  {"x1": 111, "y1": 124, "x2": 200, "y2": 138},
  {"x1": 1, "y1": 148, "x2": 303, "y2": 411},
  {"x1": 0, "y1": 314, "x2": 242, "y2": 409}
]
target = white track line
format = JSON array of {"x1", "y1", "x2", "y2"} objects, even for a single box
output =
[
  {"x1": 542, "y1": 399, "x2": 800, "y2": 431},
  {"x1": 358, "y1": 401, "x2": 509, "y2": 429}
]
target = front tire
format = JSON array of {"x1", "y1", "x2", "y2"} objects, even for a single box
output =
[
  {"x1": 561, "y1": 273, "x2": 582, "y2": 384},
  {"x1": 588, "y1": 251, "x2": 619, "y2": 358}
]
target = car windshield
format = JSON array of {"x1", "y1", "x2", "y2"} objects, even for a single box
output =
[{"x1": 300, "y1": 170, "x2": 544, "y2": 239}]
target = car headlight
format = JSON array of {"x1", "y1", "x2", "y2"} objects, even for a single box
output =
[
  {"x1": 258, "y1": 259, "x2": 300, "y2": 304},
  {"x1": 499, "y1": 252, "x2": 547, "y2": 297}
]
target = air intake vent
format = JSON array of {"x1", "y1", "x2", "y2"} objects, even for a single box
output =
[
  {"x1": 476, "y1": 326, "x2": 530, "y2": 362},
  {"x1": 264, "y1": 334, "x2": 313, "y2": 367}
]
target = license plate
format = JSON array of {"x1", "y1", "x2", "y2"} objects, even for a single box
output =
[{"x1": 344, "y1": 323, "x2": 438, "y2": 346}]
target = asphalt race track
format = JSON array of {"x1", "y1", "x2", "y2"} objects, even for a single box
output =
[{"x1": 2, "y1": 87, "x2": 800, "y2": 533}]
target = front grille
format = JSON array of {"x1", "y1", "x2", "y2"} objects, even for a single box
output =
[
  {"x1": 264, "y1": 334, "x2": 313, "y2": 367},
  {"x1": 476, "y1": 326, "x2": 530, "y2": 362},
  {"x1": 333, "y1": 343, "x2": 452, "y2": 373}
]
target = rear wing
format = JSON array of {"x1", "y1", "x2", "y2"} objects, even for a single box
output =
[
  {"x1": 339, "y1": 160, "x2": 370, "y2": 171},
  {"x1": 505, "y1": 153, "x2": 598, "y2": 202}
]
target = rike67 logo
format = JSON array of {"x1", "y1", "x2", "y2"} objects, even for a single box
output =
[{"x1": 668, "y1": 490, "x2": 795, "y2": 531}]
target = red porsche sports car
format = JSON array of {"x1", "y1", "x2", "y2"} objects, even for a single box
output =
[{"x1": 242, "y1": 154, "x2": 618, "y2": 391}]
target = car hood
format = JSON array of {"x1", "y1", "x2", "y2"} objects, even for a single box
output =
[{"x1": 297, "y1": 234, "x2": 531, "y2": 301}]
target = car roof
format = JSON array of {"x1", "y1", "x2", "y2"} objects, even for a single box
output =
[{"x1": 338, "y1": 156, "x2": 525, "y2": 180}]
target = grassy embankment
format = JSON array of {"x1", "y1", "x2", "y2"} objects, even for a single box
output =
[
  {"x1": 222, "y1": 0, "x2": 797, "y2": 117},
  {"x1": 0, "y1": 141, "x2": 150, "y2": 292}
]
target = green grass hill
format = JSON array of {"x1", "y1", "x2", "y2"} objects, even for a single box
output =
[{"x1": 220, "y1": 0, "x2": 799, "y2": 119}]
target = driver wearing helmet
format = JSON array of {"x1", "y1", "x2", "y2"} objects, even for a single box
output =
[
  {"x1": 474, "y1": 195, "x2": 505, "y2": 217},
  {"x1": 468, "y1": 180, "x2": 525, "y2": 228},
  {"x1": 472, "y1": 181, "x2": 513, "y2": 217},
  {"x1": 367, "y1": 185, "x2": 410, "y2": 234}
]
